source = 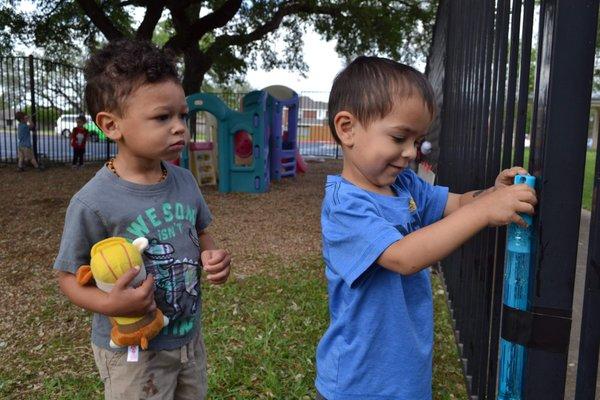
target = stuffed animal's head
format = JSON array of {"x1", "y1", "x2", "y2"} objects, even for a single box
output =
[{"x1": 89, "y1": 237, "x2": 149, "y2": 292}]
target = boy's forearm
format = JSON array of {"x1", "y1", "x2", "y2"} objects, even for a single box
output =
[
  {"x1": 198, "y1": 230, "x2": 217, "y2": 251},
  {"x1": 445, "y1": 187, "x2": 495, "y2": 216},
  {"x1": 460, "y1": 187, "x2": 495, "y2": 206},
  {"x1": 378, "y1": 202, "x2": 489, "y2": 275},
  {"x1": 56, "y1": 271, "x2": 111, "y2": 314}
]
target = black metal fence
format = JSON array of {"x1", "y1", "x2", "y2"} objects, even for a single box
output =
[
  {"x1": 0, "y1": 55, "x2": 117, "y2": 164},
  {"x1": 427, "y1": 0, "x2": 600, "y2": 399},
  {"x1": 0, "y1": 55, "x2": 338, "y2": 164}
]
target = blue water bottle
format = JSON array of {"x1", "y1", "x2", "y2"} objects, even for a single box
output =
[{"x1": 497, "y1": 174, "x2": 536, "y2": 400}]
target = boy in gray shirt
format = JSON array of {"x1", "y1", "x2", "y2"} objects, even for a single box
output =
[{"x1": 53, "y1": 39, "x2": 231, "y2": 399}]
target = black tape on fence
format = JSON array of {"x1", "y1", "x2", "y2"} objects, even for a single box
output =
[{"x1": 501, "y1": 305, "x2": 571, "y2": 354}]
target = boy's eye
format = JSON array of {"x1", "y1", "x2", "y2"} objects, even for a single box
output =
[
  {"x1": 156, "y1": 114, "x2": 170, "y2": 121},
  {"x1": 392, "y1": 136, "x2": 405, "y2": 144}
]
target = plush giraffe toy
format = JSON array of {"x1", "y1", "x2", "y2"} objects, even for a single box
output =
[{"x1": 76, "y1": 237, "x2": 169, "y2": 350}]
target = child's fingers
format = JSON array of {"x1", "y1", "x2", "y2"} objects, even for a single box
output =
[
  {"x1": 516, "y1": 201, "x2": 536, "y2": 215},
  {"x1": 203, "y1": 257, "x2": 230, "y2": 273},
  {"x1": 200, "y1": 250, "x2": 212, "y2": 265},
  {"x1": 139, "y1": 273, "x2": 155, "y2": 292},
  {"x1": 207, "y1": 250, "x2": 228, "y2": 264},
  {"x1": 508, "y1": 166, "x2": 528, "y2": 175},
  {"x1": 512, "y1": 213, "x2": 528, "y2": 228},
  {"x1": 201, "y1": 249, "x2": 226, "y2": 265},
  {"x1": 206, "y1": 267, "x2": 230, "y2": 284},
  {"x1": 114, "y1": 265, "x2": 141, "y2": 290}
]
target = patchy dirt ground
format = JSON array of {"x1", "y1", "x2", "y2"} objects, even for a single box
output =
[
  {"x1": 0, "y1": 159, "x2": 341, "y2": 397},
  {"x1": 0, "y1": 159, "x2": 339, "y2": 277}
]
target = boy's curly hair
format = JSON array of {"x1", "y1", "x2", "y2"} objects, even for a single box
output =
[
  {"x1": 328, "y1": 56, "x2": 435, "y2": 144},
  {"x1": 84, "y1": 39, "x2": 180, "y2": 121}
]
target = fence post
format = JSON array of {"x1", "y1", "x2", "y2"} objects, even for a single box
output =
[
  {"x1": 28, "y1": 55, "x2": 38, "y2": 160},
  {"x1": 523, "y1": 1, "x2": 599, "y2": 398}
]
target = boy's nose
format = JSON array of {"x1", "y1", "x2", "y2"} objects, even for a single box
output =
[
  {"x1": 402, "y1": 144, "x2": 417, "y2": 160},
  {"x1": 172, "y1": 120, "x2": 187, "y2": 135}
]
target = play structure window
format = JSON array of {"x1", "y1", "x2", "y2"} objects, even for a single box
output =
[
  {"x1": 233, "y1": 130, "x2": 253, "y2": 167},
  {"x1": 282, "y1": 106, "x2": 295, "y2": 151},
  {"x1": 190, "y1": 111, "x2": 217, "y2": 142}
]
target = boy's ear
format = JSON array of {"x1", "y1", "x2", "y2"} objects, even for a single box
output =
[
  {"x1": 95, "y1": 112, "x2": 122, "y2": 141},
  {"x1": 334, "y1": 111, "x2": 357, "y2": 147}
]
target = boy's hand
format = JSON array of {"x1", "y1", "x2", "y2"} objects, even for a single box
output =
[
  {"x1": 201, "y1": 249, "x2": 231, "y2": 285},
  {"x1": 495, "y1": 166, "x2": 529, "y2": 188},
  {"x1": 474, "y1": 184, "x2": 537, "y2": 227},
  {"x1": 104, "y1": 266, "x2": 156, "y2": 317}
]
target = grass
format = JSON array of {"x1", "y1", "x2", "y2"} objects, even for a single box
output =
[
  {"x1": 0, "y1": 161, "x2": 467, "y2": 399},
  {"x1": 0, "y1": 257, "x2": 467, "y2": 399},
  {"x1": 582, "y1": 150, "x2": 596, "y2": 211}
]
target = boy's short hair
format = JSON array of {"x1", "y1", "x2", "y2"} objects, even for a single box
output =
[
  {"x1": 76, "y1": 114, "x2": 86, "y2": 123},
  {"x1": 15, "y1": 111, "x2": 26, "y2": 122},
  {"x1": 328, "y1": 56, "x2": 435, "y2": 144},
  {"x1": 84, "y1": 39, "x2": 180, "y2": 121}
]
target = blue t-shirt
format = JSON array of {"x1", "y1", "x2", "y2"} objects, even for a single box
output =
[
  {"x1": 316, "y1": 169, "x2": 449, "y2": 400},
  {"x1": 18, "y1": 122, "x2": 31, "y2": 147}
]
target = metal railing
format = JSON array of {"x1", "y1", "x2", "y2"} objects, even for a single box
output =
[
  {"x1": 427, "y1": 1, "x2": 600, "y2": 398},
  {"x1": 0, "y1": 56, "x2": 339, "y2": 164},
  {"x1": 0, "y1": 55, "x2": 117, "y2": 164}
]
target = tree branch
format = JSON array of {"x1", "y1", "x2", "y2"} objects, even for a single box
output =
[
  {"x1": 192, "y1": 0, "x2": 242, "y2": 38},
  {"x1": 135, "y1": 2, "x2": 164, "y2": 40},
  {"x1": 207, "y1": 3, "x2": 342, "y2": 56},
  {"x1": 164, "y1": 0, "x2": 242, "y2": 51},
  {"x1": 75, "y1": 0, "x2": 125, "y2": 40}
]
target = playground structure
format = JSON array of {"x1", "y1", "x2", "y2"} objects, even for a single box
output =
[
  {"x1": 246, "y1": 85, "x2": 302, "y2": 180},
  {"x1": 187, "y1": 91, "x2": 270, "y2": 193},
  {"x1": 185, "y1": 85, "x2": 304, "y2": 193}
]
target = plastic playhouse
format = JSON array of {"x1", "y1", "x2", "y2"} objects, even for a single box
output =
[
  {"x1": 186, "y1": 92, "x2": 270, "y2": 193},
  {"x1": 185, "y1": 85, "x2": 305, "y2": 193},
  {"x1": 244, "y1": 85, "x2": 301, "y2": 181}
]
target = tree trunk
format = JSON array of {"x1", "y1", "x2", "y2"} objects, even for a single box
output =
[{"x1": 181, "y1": 46, "x2": 211, "y2": 95}]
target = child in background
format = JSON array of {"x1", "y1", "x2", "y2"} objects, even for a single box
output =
[
  {"x1": 15, "y1": 111, "x2": 41, "y2": 172},
  {"x1": 53, "y1": 39, "x2": 231, "y2": 399},
  {"x1": 315, "y1": 56, "x2": 537, "y2": 400},
  {"x1": 70, "y1": 115, "x2": 88, "y2": 168}
]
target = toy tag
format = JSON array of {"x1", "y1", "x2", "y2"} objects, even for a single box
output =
[{"x1": 127, "y1": 345, "x2": 139, "y2": 362}]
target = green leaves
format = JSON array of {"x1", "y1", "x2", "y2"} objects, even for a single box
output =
[{"x1": 6, "y1": 1, "x2": 438, "y2": 92}]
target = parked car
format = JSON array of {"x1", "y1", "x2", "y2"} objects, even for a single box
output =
[{"x1": 55, "y1": 114, "x2": 103, "y2": 142}]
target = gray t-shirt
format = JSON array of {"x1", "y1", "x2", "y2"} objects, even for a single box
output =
[{"x1": 53, "y1": 162, "x2": 212, "y2": 351}]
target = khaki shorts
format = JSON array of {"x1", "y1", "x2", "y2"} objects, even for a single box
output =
[
  {"x1": 92, "y1": 330, "x2": 207, "y2": 400},
  {"x1": 18, "y1": 146, "x2": 33, "y2": 161}
]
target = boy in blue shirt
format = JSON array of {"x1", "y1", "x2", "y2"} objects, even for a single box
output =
[{"x1": 315, "y1": 56, "x2": 537, "y2": 399}]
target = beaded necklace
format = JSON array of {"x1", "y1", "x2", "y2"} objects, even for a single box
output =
[{"x1": 106, "y1": 158, "x2": 168, "y2": 183}]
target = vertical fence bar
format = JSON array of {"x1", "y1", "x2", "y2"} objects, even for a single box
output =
[
  {"x1": 523, "y1": 1, "x2": 599, "y2": 398},
  {"x1": 501, "y1": 0, "x2": 522, "y2": 170},
  {"x1": 484, "y1": 1, "x2": 506, "y2": 398},
  {"x1": 28, "y1": 55, "x2": 37, "y2": 161},
  {"x1": 513, "y1": 0, "x2": 534, "y2": 167},
  {"x1": 471, "y1": 2, "x2": 489, "y2": 394},
  {"x1": 1, "y1": 57, "x2": 6, "y2": 163},
  {"x1": 575, "y1": 110, "x2": 600, "y2": 400}
]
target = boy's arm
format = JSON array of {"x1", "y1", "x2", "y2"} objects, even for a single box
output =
[
  {"x1": 378, "y1": 183, "x2": 536, "y2": 275},
  {"x1": 443, "y1": 167, "x2": 528, "y2": 216},
  {"x1": 198, "y1": 230, "x2": 231, "y2": 285},
  {"x1": 56, "y1": 269, "x2": 156, "y2": 317}
]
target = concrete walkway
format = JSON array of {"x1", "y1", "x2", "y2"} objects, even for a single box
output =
[{"x1": 565, "y1": 209, "x2": 597, "y2": 399}]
